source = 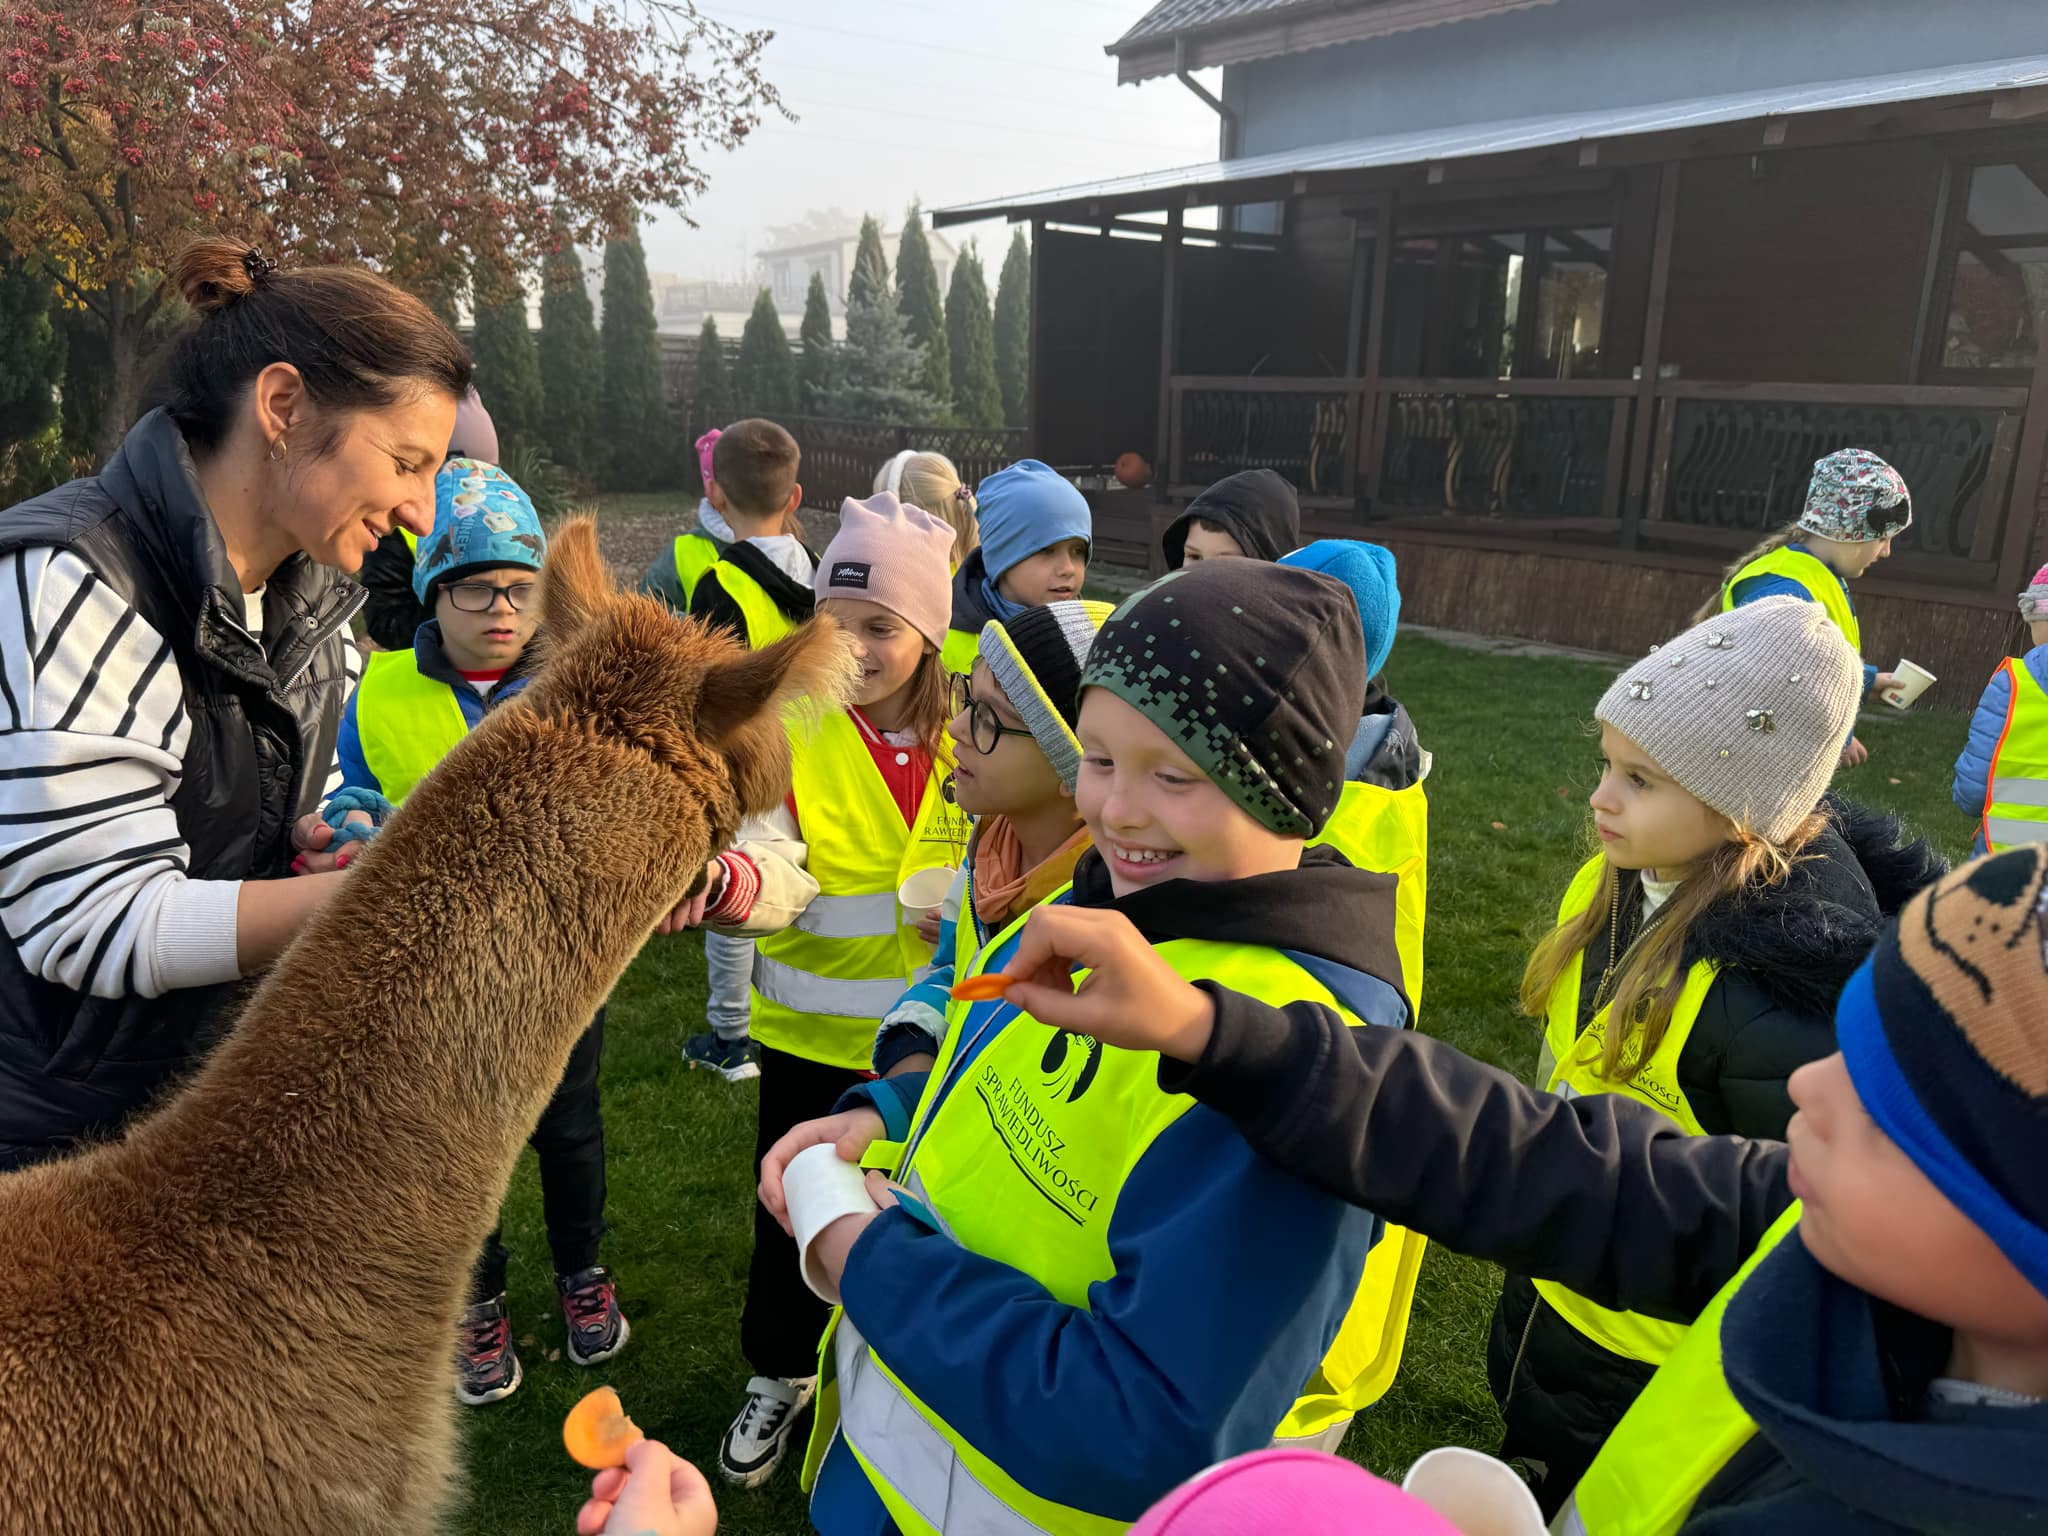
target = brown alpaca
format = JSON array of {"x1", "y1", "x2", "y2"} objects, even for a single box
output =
[{"x1": 0, "y1": 519, "x2": 854, "y2": 1534}]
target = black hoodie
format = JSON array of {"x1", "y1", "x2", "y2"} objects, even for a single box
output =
[
  {"x1": 688, "y1": 538, "x2": 817, "y2": 645},
  {"x1": 1161, "y1": 468, "x2": 1303, "y2": 567}
]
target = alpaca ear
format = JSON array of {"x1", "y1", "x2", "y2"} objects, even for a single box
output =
[
  {"x1": 539, "y1": 517, "x2": 613, "y2": 647},
  {"x1": 697, "y1": 619, "x2": 858, "y2": 748}
]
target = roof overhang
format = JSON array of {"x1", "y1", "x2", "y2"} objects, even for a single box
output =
[
  {"x1": 1108, "y1": 0, "x2": 1558, "y2": 86},
  {"x1": 934, "y1": 54, "x2": 2048, "y2": 228}
]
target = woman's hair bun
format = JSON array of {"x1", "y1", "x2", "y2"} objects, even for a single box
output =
[{"x1": 170, "y1": 239, "x2": 264, "y2": 316}]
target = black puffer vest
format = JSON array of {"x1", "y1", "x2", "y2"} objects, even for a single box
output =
[{"x1": 0, "y1": 410, "x2": 363, "y2": 1168}]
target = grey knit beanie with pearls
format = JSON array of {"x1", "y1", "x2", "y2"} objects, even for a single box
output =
[{"x1": 1596, "y1": 595, "x2": 1861, "y2": 843}]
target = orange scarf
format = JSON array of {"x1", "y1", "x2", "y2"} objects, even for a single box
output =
[{"x1": 971, "y1": 817, "x2": 1091, "y2": 931}]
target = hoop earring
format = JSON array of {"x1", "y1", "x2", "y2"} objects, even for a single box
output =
[{"x1": 268, "y1": 435, "x2": 289, "y2": 462}]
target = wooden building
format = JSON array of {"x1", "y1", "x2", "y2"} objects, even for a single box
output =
[{"x1": 935, "y1": 0, "x2": 2048, "y2": 702}]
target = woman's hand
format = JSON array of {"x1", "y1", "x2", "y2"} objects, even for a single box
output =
[
  {"x1": 575, "y1": 1438, "x2": 718, "y2": 1536},
  {"x1": 758, "y1": 1107, "x2": 885, "y2": 1235},
  {"x1": 999, "y1": 905, "x2": 1217, "y2": 1064},
  {"x1": 654, "y1": 861, "x2": 726, "y2": 936}
]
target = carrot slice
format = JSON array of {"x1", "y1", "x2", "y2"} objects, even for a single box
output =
[
  {"x1": 563, "y1": 1385, "x2": 645, "y2": 1470},
  {"x1": 950, "y1": 973, "x2": 1014, "y2": 1002}
]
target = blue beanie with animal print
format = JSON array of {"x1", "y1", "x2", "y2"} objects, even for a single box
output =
[{"x1": 412, "y1": 457, "x2": 547, "y2": 602}]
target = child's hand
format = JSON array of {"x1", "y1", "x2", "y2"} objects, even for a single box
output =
[
  {"x1": 1840, "y1": 736, "x2": 1869, "y2": 768},
  {"x1": 914, "y1": 907, "x2": 944, "y2": 946},
  {"x1": 999, "y1": 906, "x2": 1217, "y2": 1063},
  {"x1": 1871, "y1": 671, "x2": 1900, "y2": 698},
  {"x1": 759, "y1": 1107, "x2": 885, "y2": 1235},
  {"x1": 576, "y1": 1438, "x2": 718, "y2": 1536},
  {"x1": 654, "y1": 861, "x2": 726, "y2": 935},
  {"x1": 808, "y1": 1171, "x2": 902, "y2": 1296}
]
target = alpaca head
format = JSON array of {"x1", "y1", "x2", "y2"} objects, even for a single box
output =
[{"x1": 516, "y1": 516, "x2": 858, "y2": 895}]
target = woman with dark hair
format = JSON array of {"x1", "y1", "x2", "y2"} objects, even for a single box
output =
[{"x1": 0, "y1": 239, "x2": 474, "y2": 1170}]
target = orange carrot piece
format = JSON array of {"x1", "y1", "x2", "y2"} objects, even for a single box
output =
[
  {"x1": 950, "y1": 973, "x2": 1014, "y2": 1002},
  {"x1": 563, "y1": 1385, "x2": 645, "y2": 1470}
]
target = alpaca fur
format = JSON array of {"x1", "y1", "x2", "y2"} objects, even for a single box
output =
[{"x1": 0, "y1": 519, "x2": 857, "y2": 1534}]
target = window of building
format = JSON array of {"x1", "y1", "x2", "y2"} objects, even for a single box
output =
[
  {"x1": 1382, "y1": 224, "x2": 1610, "y2": 379},
  {"x1": 1934, "y1": 162, "x2": 2048, "y2": 376}
]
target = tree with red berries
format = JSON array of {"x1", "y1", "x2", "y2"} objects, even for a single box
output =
[{"x1": 1, "y1": 3, "x2": 781, "y2": 458}]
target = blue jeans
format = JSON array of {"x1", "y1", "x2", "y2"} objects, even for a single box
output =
[{"x1": 704, "y1": 929, "x2": 755, "y2": 1042}]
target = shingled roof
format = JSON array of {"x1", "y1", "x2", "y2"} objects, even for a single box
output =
[{"x1": 1106, "y1": 0, "x2": 1558, "y2": 84}]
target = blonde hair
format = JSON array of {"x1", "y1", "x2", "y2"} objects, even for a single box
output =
[
  {"x1": 1520, "y1": 810, "x2": 1828, "y2": 1080},
  {"x1": 1692, "y1": 525, "x2": 1797, "y2": 625},
  {"x1": 880, "y1": 450, "x2": 980, "y2": 561}
]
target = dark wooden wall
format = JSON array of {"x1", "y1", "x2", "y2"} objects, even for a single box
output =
[
  {"x1": 1036, "y1": 230, "x2": 1164, "y2": 470},
  {"x1": 1661, "y1": 142, "x2": 1948, "y2": 385}
]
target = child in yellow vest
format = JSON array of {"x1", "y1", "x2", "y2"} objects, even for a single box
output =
[
  {"x1": 1008, "y1": 846, "x2": 2048, "y2": 1535},
  {"x1": 688, "y1": 491, "x2": 969, "y2": 1490},
  {"x1": 941, "y1": 459, "x2": 1091, "y2": 672},
  {"x1": 337, "y1": 459, "x2": 629, "y2": 1408},
  {"x1": 640, "y1": 425, "x2": 734, "y2": 613},
  {"x1": 871, "y1": 599, "x2": 1112, "y2": 1080},
  {"x1": 1953, "y1": 561, "x2": 2048, "y2": 855},
  {"x1": 1699, "y1": 447, "x2": 1911, "y2": 767},
  {"x1": 876, "y1": 448, "x2": 980, "y2": 570},
  {"x1": 676, "y1": 420, "x2": 821, "y2": 1083},
  {"x1": 761, "y1": 558, "x2": 1414, "y2": 1535},
  {"x1": 1495, "y1": 597, "x2": 1939, "y2": 1512}
]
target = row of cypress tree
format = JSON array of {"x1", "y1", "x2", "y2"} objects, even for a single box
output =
[
  {"x1": 694, "y1": 207, "x2": 1029, "y2": 432},
  {"x1": 465, "y1": 207, "x2": 1031, "y2": 492}
]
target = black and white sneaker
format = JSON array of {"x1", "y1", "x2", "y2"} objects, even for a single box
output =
[
  {"x1": 717, "y1": 1374, "x2": 817, "y2": 1488},
  {"x1": 558, "y1": 1265, "x2": 631, "y2": 1366},
  {"x1": 455, "y1": 1293, "x2": 522, "y2": 1406},
  {"x1": 682, "y1": 1030, "x2": 762, "y2": 1082}
]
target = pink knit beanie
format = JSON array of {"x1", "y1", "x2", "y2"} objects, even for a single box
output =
[
  {"x1": 1131, "y1": 1450, "x2": 1458, "y2": 1536},
  {"x1": 816, "y1": 492, "x2": 956, "y2": 648}
]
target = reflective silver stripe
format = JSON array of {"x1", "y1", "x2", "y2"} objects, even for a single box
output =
[
  {"x1": 754, "y1": 953, "x2": 907, "y2": 1019},
  {"x1": 901, "y1": 1167, "x2": 962, "y2": 1242},
  {"x1": 834, "y1": 1317, "x2": 1054, "y2": 1536},
  {"x1": 796, "y1": 890, "x2": 901, "y2": 940},
  {"x1": 1986, "y1": 817, "x2": 2048, "y2": 846},
  {"x1": 1989, "y1": 776, "x2": 2048, "y2": 809}
]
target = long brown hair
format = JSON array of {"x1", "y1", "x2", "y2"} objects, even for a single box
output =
[
  {"x1": 1690, "y1": 524, "x2": 1798, "y2": 625},
  {"x1": 158, "y1": 239, "x2": 473, "y2": 457},
  {"x1": 1520, "y1": 808, "x2": 1828, "y2": 1080},
  {"x1": 894, "y1": 647, "x2": 953, "y2": 754}
]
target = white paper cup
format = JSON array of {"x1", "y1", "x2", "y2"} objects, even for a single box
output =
[
  {"x1": 1882, "y1": 658, "x2": 1937, "y2": 710},
  {"x1": 1402, "y1": 1447, "x2": 1546, "y2": 1536},
  {"x1": 898, "y1": 866, "x2": 957, "y2": 922},
  {"x1": 785, "y1": 1142, "x2": 879, "y2": 1304}
]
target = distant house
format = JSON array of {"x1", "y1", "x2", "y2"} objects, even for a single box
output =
[
  {"x1": 758, "y1": 226, "x2": 957, "y2": 317},
  {"x1": 937, "y1": 0, "x2": 2048, "y2": 699}
]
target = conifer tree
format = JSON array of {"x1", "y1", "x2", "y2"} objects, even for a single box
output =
[
  {"x1": 598, "y1": 230, "x2": 677, "y2": 490},
  {"x1": 799, "y1": 270, "x2": 836, "y2": 412},
  {"x1": 538, "y1": 241, "x2": 603, "y2": 476},
  {"x1": 994, "y1": 227, "x2": 1031, "y2": 428},
  {"x1": 945, "y1": 247, "x2": 1002, "y2": 429},
  {"x1": 734, "y1": 289, "x2": 798, "y2": 416},
  {"x1": 895, "y1": 203, "x2": 951, "y2": 414}
]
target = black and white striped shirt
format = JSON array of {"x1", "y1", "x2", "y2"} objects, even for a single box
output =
[{"x1": 0, "y1": 547, "x2": 358, "y2": 999}]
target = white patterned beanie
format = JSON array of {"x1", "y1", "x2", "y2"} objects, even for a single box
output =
[
  {"x1": 1797, "y1": 448, "x2": 1912, "y2": 543},
  {"x1": 1596, "y1": 596, "x2": 1861, "y2": 843}
]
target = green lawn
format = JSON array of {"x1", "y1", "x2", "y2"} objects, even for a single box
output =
[{"x1": 454, "y1": 632, "x2": 1976, "y2": 1535}]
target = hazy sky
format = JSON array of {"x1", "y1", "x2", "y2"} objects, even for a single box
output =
[{"x1": 638, "y1": 0, "x2": 1223, "y2": 280}]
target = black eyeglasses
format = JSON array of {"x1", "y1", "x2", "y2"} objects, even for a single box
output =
[
  {"x1": 950, "y1": 673, "x2": 1036, "y2": 756},
  {"x1": 446, "y1": 580, "x2": 536, "y2": 614}
]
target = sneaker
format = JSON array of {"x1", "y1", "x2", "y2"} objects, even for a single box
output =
[
  {"x1": 558, "y1": 1265, "x2": 631, "y2": 1366},
  {"x1": 455, "y1": 1293, "x2": 522, "y2": 1406},
  {"x1": 718, "y1": 1374, "x2": 817, "y2": 1488},
  {"x1": 682, "y1": 1030, "x2": 762, "y2": 1083}
]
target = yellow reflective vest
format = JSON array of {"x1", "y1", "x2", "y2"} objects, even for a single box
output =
[
  {"x1": 351, "y1": 648, "x2": 470, "y2": 805},
  {"x1": 750, "y1": 712, "x2": 973, "y2": 1070},
  {"x1": 805, "y1": 893, "x2": 1418, "y2": 1533},
  {"x1": 1531, "y1": 855, "x2": 1719, "y2": 1366},
  {"x1": 1310, "y1": 774, "x2": 1429, "y2": 1021},
  {"x1": 1979, "y1": 657, "x2": 2048, "y2": 853},
  {"x1": 695, "y1": 558, "x2": 802, "y2": 648},
  {"x1": 672, "y1": 530, "x2": 723, "y2": 608},
  {"x1": 1719, "y1": 545, "x2": 1861, "y2": 653},
  {"x1": 1557, "y1": 1203, "x2": 1803, "y2": 1536},
  {"x1": 941, "y1": 626, "x2": 980, "y2": 676}
]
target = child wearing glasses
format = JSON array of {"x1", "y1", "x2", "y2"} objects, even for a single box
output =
[
  {"x1": 871, "y1": 599, "x2": 1112, "y2": 1079},
  {"x1": 336, "y1": 457, "x2": 631, "y2": 1408}
]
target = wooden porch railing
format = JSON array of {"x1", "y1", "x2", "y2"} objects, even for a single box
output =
[{"x1": 1166, "y1": 374, "x2": 2034, "y2": 590}]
